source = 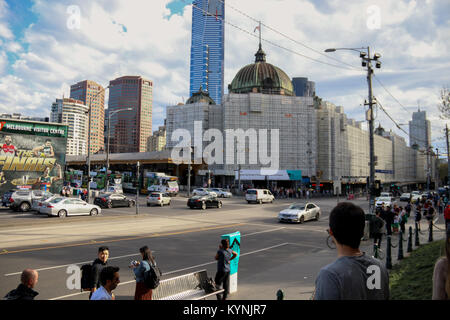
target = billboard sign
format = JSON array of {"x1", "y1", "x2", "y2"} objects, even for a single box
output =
[{"x1": 0, "y1": 119, "x2": 68, "y2": 195}]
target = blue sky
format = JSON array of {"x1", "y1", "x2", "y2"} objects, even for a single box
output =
[{"x1": 0, "y1": 0, "x2": 449, "y2": 152}]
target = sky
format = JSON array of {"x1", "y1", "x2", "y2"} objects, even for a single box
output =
[{"x1": 0, "y1": 0, "x2": 449, "y2": 153}]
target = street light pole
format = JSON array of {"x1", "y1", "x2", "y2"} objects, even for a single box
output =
[
  {"x1": 325, "y1": 46, "x2": 382, "y2": 215},
  {"x1": 106, "y1": 107, "x2": 132, "y2": 189}
]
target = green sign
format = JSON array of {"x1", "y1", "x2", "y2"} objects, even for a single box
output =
[{"x1": 0, "y1": 119, "x2": 67, "y2": 138}]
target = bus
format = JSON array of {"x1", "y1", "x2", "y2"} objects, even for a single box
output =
[{"x1": 143, "y1": 172, "x2": 179, "y2": 196}]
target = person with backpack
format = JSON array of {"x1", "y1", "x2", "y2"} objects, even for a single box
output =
[
  {"x1": 129, "y1": 245, "x2": 158, "y2": 300},
  {"x1": 4, "y1": 269, "x2": 39, "y2": 300},
  {"x1": 84, "y1": 246, "x2": 109, "y2": 299}
]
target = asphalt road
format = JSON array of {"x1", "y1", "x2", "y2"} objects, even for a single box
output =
[{"x1": 0, "y1": 195, "x2": 446, "y2": 300}]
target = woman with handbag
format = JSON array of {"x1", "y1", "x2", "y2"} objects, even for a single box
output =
[{"x1": 129, "y1": 246, "x2": 155, "y2": 300}]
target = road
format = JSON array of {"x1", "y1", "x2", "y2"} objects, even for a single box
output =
[{"x1": 0, "y1": 195, "x2": 446, "y2": 300}]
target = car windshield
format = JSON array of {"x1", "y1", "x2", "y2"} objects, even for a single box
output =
[
  {"x1": 288, "y1": 204, "x2": 305, "y2": 210},
  {"x1": 247, "y1": 190, "x2": 257, "y2": 194},
  {"x1": 378, "y1": 197, "x2": 391, "y2": 201},
  {"x1": 151, "y1": 193, "x2": 161, "y2": 197},
  {"x1": 402, "y1": 193, "x2": 410, "y2": 196}
]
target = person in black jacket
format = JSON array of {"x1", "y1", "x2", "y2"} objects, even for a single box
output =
[
  {"x1": 4, "y1": 269, "x2": 39, "y2": 300},
  {"x1": 90, "y1": 246, "x2": 110, "y2": 299}
]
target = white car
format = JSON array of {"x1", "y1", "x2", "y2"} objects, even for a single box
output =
[
  {"x1": 192, "y1": 188, "x2": 217, "y2": 197},
  {"x1": 375, "y1": 196, "x2": 393, "y2": 208},
  {"x1": 210, "y1": 188, "x2": 232, "y2": 198},
  {"x1": 245, "y1": 189, "x2": 274, "y2": 204},
  {"x1": 40, "y1": 197, "x2": 101, "y2": 218},
  {"x1": 278, "y1": 203, "x2": 321, "y2": 223},
  {"x1": 147, "y1": 192, "x2": 171, "y2": 207},
  {"x1": 32, "y1": 194, "x2": 60, "y2": 213}
]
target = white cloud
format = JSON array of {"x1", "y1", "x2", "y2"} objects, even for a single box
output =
[{"x1": 0, "y1": 0, "x2": 448, "y2": 151}]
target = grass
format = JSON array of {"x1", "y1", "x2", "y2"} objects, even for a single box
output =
[{"x1": 389, "y1": 239, "x2": 446, "y2": 300}]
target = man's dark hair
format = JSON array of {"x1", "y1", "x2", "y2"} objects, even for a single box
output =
[
  {"x1": 98, "y1": 246, "x2": 109, "y2": 253},
  {"x1": 45, "y1": 139, "x2": 51, "y2": 143},
  {"x1": 99, "y1": 266, "x2": 119, "y2": 286},
  {"x1": 221, "y1": 239, "x2": 229, "y2": 249},
  {"x1": 329, "y1": 202, "x2": 365, "y2": 249}
]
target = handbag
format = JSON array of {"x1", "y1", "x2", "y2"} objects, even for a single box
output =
[{"x1": 201, "y1": 277, "x2": 217, "y2": 294}]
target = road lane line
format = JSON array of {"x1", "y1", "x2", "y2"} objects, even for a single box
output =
[
  {"x1": 3, "y1": 225, "x2": 281, "y2": 276},
  {"x1": 49, "y1": 242, "x2": 291, "y2": 300},
  {"x1": 0, "y1": 223, "x2": 245, "y2": 255},
  {"x1": 4, "y1": 252, "x2": 142, "y2": 277}
]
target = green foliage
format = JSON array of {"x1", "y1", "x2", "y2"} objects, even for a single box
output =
[{"x1": 389, "y1": 239, "x2": 445, "y2": 300}]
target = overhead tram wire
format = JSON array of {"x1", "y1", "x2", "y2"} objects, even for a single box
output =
[
  {"x1": 184, "y1": 0, "x2": 360, "y2": 72},
  {"x1": 215, "y1": 0, "x2": 361, "y2": 71},
  {"x1": 373, "y1": 74, "x2": 412, "y2": 116}
]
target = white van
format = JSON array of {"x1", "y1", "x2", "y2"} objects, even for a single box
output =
[{"x1": 245, "y1": 189, "x2": 274, "y2": 204}]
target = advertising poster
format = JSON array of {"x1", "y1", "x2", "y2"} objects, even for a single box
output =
[{"x1": 0, "y1": 119, "x2": 68, "y2": 195}]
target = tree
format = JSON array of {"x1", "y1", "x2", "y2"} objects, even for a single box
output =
[{"x1": 437, "y1": 86, "x2": 450, "y2": 119}]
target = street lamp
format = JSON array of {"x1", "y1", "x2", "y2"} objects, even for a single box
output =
[
  {"x1": 106, "y1": 107, "x2": 132, "y2": 189},
  {"x1": 325, "y1": 46, "x2": 382, "y2": 215}
]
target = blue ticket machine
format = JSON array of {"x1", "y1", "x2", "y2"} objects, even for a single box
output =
[{"x1": 221, "y1": 231, "x2": 241, "y2": 293}]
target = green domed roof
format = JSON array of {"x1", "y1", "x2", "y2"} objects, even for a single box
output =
[
  {"x1": 186, "y1": 87, "x2": 216, "y2": 105},
  {"x1": 228, "y1": 45, "x2": 294, "y2": 96}
]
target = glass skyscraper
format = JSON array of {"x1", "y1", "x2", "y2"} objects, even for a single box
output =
[{"x1": 189, "y1": 0, "x2": 224, "y2": 105}]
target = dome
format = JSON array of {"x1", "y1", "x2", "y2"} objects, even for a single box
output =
[
  {"x1": 186, "y1": 86, "x2": 216, "y2": 105},
  {"x1": 228, "y1": 45, "x2": 294, "y2": 96}
]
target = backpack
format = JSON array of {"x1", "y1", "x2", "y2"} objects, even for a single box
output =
[
  {"x1": 200, "y1": 277, "x2": 216, "y2": 294},
  {"x1": 143, "y1": 262, "x2": 162, "y2": 289},
  {"x1": 80, "y1": 264, "x2": 93, "y2": 291}
]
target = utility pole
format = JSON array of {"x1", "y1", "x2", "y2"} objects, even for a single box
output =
[
  {"x1": 446, "y1": 125, "x2": 450, "y2": 186},
  {"x1": 136, "y1": 161, "x2": 140, "y2": 215}
]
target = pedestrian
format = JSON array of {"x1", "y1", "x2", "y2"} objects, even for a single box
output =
[
  {"x1": 438, "y1": 197, "x2": 443, "y2": 215},
  {"x1": 371, "y1": 210, "x2": 385, "y2": 249},
  {"x1": 415, "y1": 204, "x2": 423, "y2": 231},
  {"x1": 4, "y1": 269, "x2": 39, "y2": 300},
  {"x1": 90, "y1": 246, "x2": 110, "y2": 299},
  {"x1": 405, "y1": 202, "x2": 412, "y2": 218},
  {"x1": 444, "y1": 204, "x2": 450, "y2": 237},
  {"x1": 312, "y1": 202, "x2": 389, "y2": 299},
  {"x1": 382, "y1": 205, "x2": 394, "y2": 236},
  {"x1": 90, "y1": 266, "x2": 120, "y2": 300},
  {"x1": 399, "y1": 207, "x2": 407, "y2": 234},
  {"x1": 432, "y1": 235, "x2": 450, "y2": 300},
  {"x1": 129, "y1": 246, "x2": 156, "y2": 300},
  {"x1": 214, "y1": 239, "x2": 237, "y2": 300}
]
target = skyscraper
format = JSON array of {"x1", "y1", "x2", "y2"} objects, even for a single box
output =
[
  {"x1": 189, "y1": 0, "x2": 224, "y2": 105},
  {"x1": 292, "y1": 77, "x2": 316, "y2": 97},
  {"x1": 409, "y1": 109, "x2": 431, "y2": 151},
  {"x1": 70, "y1": 80, "x2": 105, "y2": 154},
  {"x1": 108, "y1": 76, "x2": 153, "y2": 153}
]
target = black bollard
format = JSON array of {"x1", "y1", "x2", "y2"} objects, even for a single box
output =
[
  {"x1": 428, "y1": 219, "x2": 433, "y2": 242},
  {"x1": 407, "y1": 226, "x2": 413, "y2": 253},
  {"x1": 415, "y1": 222, "x2": 420, "y2": 247},
  {"x1": 398, "y1": 231, "x2": 404, "y2": 260},
  {"x1": 386, "y1": 235, "x2": 392, "y2": 269},
  {"x1": 276, "y1": 289, "x2": 284, "y2": 300}
]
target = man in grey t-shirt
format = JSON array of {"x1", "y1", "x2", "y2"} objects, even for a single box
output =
[{"x1": 313, "y1": 202, "x2": 389, "y2": 300}]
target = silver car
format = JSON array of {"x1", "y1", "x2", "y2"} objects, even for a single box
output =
[
  {"x1": 41, "y1": 197, "x2": 101, "y2": 218},
  {"x1": 210, "y1": 188, "x2": 232, "y2": 198},
  {"x1": 147, "y1": 192, "x2": 171, "y2": 207},
  {"x1": 31, "y1": 194, "x2": 59, "y2": 213},
  {"x1": 278, "y1": 202, "x2": 321, "y2": 223}
]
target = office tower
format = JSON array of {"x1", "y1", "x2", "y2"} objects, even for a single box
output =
[
  {"x1": 108, "y1": 76, "x2": 153, "y2": 153},
  {"x1": 70, "y1": 80, "x2": 105, "y2": 153},
  {"x1": 50, "y1": 98, "x2": 89, "y2": 155},
  {"x1": 409, "y1": 109, "x2": 431, "y2": 150},
  {"x1": 292, "y1": 77, "x2": 316, "y2": 97},
  {"x1": 189, "y1": 0, "x2": 225, "y2": 105}
]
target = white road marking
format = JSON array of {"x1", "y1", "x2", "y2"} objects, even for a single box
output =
[{"x1": 48, "y1": 243, "x2": 291, "y2": 300}]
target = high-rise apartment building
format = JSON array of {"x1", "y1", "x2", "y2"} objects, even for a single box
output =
[
  {"x1": 70, "y1": 80, "x2": 105, "y2": 154},
  {"x1": 108, "y1": 76, "x2": 153, "y2": 153},
  {"x1": 50, "y1": 98, "x2": 89, "y2": 155},
  {"x1": 147, "y1": 125, "x2": 166, "y2": 152},
  {"x1": 409, "y1": 109, "x2": 431, "y2": 151},
  {"x1": 189, "y1": 0, "x2": 224, "y2": 105}
]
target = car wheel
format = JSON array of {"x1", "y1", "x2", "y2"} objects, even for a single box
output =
[
  {"x1": 128, "y1": 200, "x2": 135, "y2": 207},
  {"x1": 147, "y1": 203, "x2": 150, "y2": 207},
  {"x1": 218, "y1": 201, "x2": 222, "y2": 208},
  {"x1": 201, "y1": 202, "x2": 206, "y2": 210},
  {"x1": 168, "y1": 201, "x2": 171, "y2": 206},
  {"x1": 247, "y1": 201, "x2": 250, "y2": 204},
  {"x1": 107, "y1": 202, "x2": 112, "y2": 209},
  {"x1": 58, "y1": 210, "x2": 67, "y2": 218},
  {"x1": 315, "y1": 212, "x2": 320, "y2": 221},
  {"x1": 299, "y1": 216, "x2": 305, "y2": 224},
  {"x1": 160, "y1": 202, "x2": 164, "y2": 207},
  {"x1": 90, "y1": 208, "x2": 98, "y2": 216},
  {"x1": 258, "y1": 199, "x2": 262, "y2": 204},
  {"x1": 20, "y1": 202, "x2": 30, "y2": 212}
]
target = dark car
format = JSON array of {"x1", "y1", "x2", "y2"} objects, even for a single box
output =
[
  {"x1": 187, "y1": 195, "x2": 222, "y2": 210},
  {"x1": 93, "y1": 193, "x2": 136, "y2": 208}
]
